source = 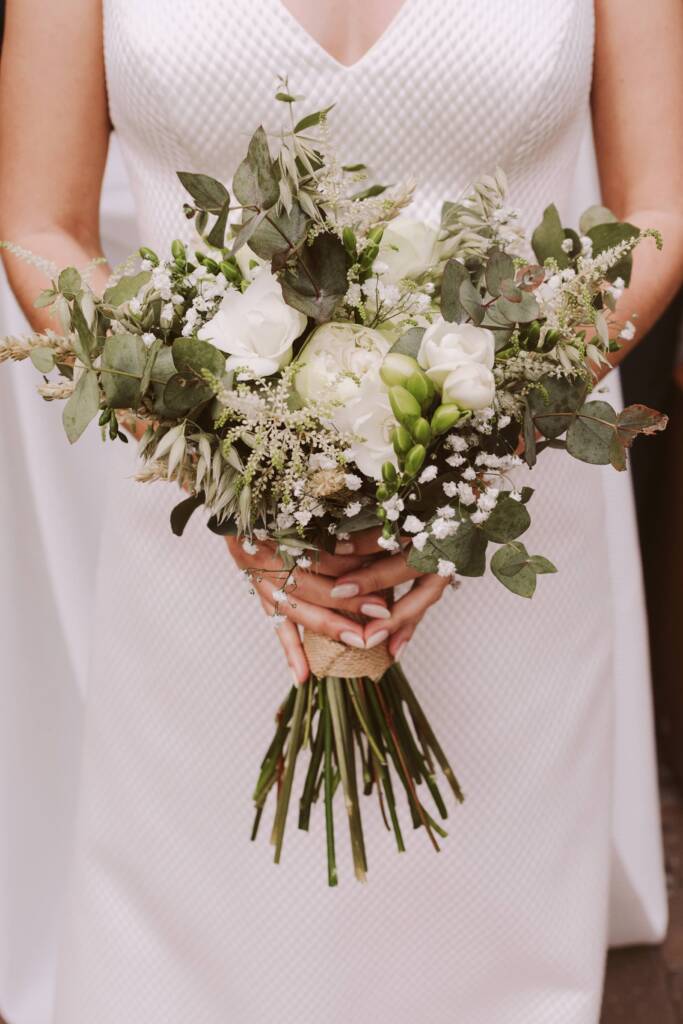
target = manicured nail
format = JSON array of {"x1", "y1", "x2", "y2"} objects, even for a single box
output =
[
  {"x1": 366, "y1": 630, "x2": 389, "y2": 649},
  {"x1": 361, "y1": 603, "x2": 391, "y2": 620},
  {"x1": 335, "y1": 541, "x2": 355, "y2": 555},
  {"x1": 330, "y1": 583, "x2": 359, "y2": 599},
  {"x1": 394, "y1": 642, "x2": 407, "y2": 661},
  {"x1": 340, "y1": 631, "x2": 365, "y2": 649}
]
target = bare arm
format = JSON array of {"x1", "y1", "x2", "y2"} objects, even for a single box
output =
[
  {"x1": 592, "y1": 0, "x2": 683, "y2": 368},
  {"x1": 0, "y1": 0, "x2": 112, "y2": 329}
]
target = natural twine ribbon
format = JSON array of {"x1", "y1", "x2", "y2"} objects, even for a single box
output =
[{"x1": 303, "y1": 629, "x2": 393, "y2": 682}]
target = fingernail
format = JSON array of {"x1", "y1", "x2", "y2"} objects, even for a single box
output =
[
  {"x1": 394, "y1": 642, "x2": 407, "y2": 661},
  {"x1": 330, "y1": 583, "x2": 359, "y2": 599},
  {"x1": 340, "y1": 631, "x2": 365, "y2": 649},
  {"x1": 335, "y1": 541, "x2": 355, "y2": 555},
  {"x1": 366, "y1": 630, "x2": 389, "y2": 649},
  {"x1": 361, "y1": 603, "x2": 391, "y2": 620}
]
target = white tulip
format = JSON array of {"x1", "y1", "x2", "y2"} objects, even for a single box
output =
[
  {"x1": 377, "y1": 219, "x2": 439, "y2": 283},
  {"x1": 197, "y1": 267, "x2": 306, "y2": 379},
  {"x1": 442, "y1": 363, "x2": 496, "y2": 411},
  {"x1": 418, "y1": 319, "x2": 495, "y2": 390}
]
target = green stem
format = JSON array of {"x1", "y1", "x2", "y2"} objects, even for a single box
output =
[
  {"x1": 321, "y1": 682, "x2": 338, "y2": 887},
  {"x1": 328, "y1": 677, "x2": 367, "y2": 882},
  {"x1": 271, "y1": 681, "x2": 307, "y2": 864}
]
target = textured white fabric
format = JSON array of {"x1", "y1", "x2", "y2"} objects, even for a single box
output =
[
  {"x1": 47, "y1": 3, "x2": 665, "y2": 1023},
  {"x1": 0, "y1": 137, "x2": 139, "y2": 1024}
]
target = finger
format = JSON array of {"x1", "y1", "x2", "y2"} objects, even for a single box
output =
[
  {"x1": 330, "y1": 552, "x2": 421, "y2": 598},
  {"x1": 259, "y1": 595, "x2": 309, "y2": 684},
  {"x1": 389, "y1": 626, "x2": 414, "y2": 661},
  {"x1": 364, "y1": 574, "x2": 449, "y2": 645},
  {"x1": 253, "y1": 576, "x2": 366, "y2": 648},
  {"x1": 333, "y1": 527, "x2": 384, "y2": 557},
  {"x1": 309, "y1": 550, "x2": 372, "y2": 577},
  {"x1": 285, "y1": 570, "x2": 390, "y2": 618}
]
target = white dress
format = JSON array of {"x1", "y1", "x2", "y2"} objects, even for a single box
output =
[{"x1": 50, "y1": 3, "x2": 666, "y2": 1023}]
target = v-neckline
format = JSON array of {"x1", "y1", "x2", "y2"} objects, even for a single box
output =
[{"x1": 273, "y1": 0, "x2": 415, "y2": 71}]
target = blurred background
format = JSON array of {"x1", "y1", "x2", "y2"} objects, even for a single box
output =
[{"x1": 0, "y1": 3, "x2": 681, "y2": 1022}]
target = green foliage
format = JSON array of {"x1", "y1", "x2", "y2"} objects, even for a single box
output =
[
  {"x1": 101, "y1": 333, "x2": 148, "y2": 407},
  {"x1": 491, "y1": 542, "x2": 556, "y2": 598},
  {"x1": 177, "y1": 172, "x2": 230, "y2": 214},
  {"x1": 485, "y1": 249, "x2": 515, "y2": 298},
  {"x1": 389, "y1": 327, "x2": 425, "y2": 359},
  {"x1": 103, "y1": 271, "x2": 151, "y2": 307},
  {"x1": 527, "y1": 374, "x2": 588, "y2": 438},
  {"x1": 170, "y1": 492, "x2": 205, "y2": 536},
  {"x1": 70, "y1": 299, "x2": 95, "y2": 368},
  {"x1": 246, "y1": 202, "x2": 308, "y2": 262},
  {"x1": 579, "y1": 204, "x2": 616, "y2": 235},
  {"x1": 62, "y1": 368, "x2": 100, "y2": 443},
  {"x1": 280, "y1": 233, "x2": 348, "y2": 321},
  {"x1": 293, "y1": 105, "x2": 335, "y2": 134},
  {"x1": 232, "y1": 126, "x2": 280, "y2": 209},
  {"x1": 29, "y1": 347, "x2": 55, "y2": 374},
  {"x1": 58, "y1": 267, "x2": 82, "y2": 300},
  {"x1": 566, "y1": 400, "x2": 667, "y2": 471},
  {"x1": 408, "y1": 519, "x2": 487, "y2": 577},
  {"x1": 440, "y1": 259, "x2": 468, "y2": 323},
  {"x1": 481, "y1": 494, "x2": 531, "y2": 543},
  {"x1": 586, "y1": 221, "x2": 640, "y2": 285},
  {"x1": 494, "y1": 290, "x2": 540, "y2": 324},
  {"x1": 531, "y1": 204, "x2": 571, "y2": 269}
]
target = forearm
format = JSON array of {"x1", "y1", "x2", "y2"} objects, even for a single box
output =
[
  {"x1": 1, "y1": 227, "x2": 110, "y2": 333},
  {"x1": 602, "y1": 208, "x2": 683, "y2": 376}
]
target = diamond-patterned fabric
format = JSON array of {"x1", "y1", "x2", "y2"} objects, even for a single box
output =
[{"x1": 55, "y1": 3, "x2": 620, "y2": 1021}]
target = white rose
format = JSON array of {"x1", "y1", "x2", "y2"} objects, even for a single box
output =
[
  {"x1": 295, "y1": 323, "x2": 395, "y2": 480},
  {"x1": 197, "y1": 267, "x2": 306, "y2": 378},
  {"x1": 295, "y1": 322, "x2": 391, "y2": 406},
  {"x1": 376, "y1": 219, "x2": 438, "y2": 283},
  {"x1": 442, "y1": 362, "x2": 495, "y2": 410},
  {"x1": 418, "y1": 320, "x2": 495, "y2": 389}
]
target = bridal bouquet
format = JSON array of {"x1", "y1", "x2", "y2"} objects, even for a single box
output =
[{"x1": 1, "y1": 86, "x2": 666, "y2": 884}]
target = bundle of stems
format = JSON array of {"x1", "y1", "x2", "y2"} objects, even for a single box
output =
[{"x1": 251, "y1": 664, "x2": 464, "y2": 885}]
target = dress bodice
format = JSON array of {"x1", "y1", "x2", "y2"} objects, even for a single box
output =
[{"x1": 103, "y1": 0, "x2": 594, "y2": 252}]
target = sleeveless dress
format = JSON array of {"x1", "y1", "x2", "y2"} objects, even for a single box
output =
[{"x1": 51, "y1": 3, "x2": 664, "y2": 1022}]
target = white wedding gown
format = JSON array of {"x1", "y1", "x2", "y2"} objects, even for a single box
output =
[{"x1": 28, "y1": 1, "x2": 664, "y2": 1022}]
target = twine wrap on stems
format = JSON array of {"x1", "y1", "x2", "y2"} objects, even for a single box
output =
[{"x1": 302, "y1": 629, "x2": 393, "y2": 682}]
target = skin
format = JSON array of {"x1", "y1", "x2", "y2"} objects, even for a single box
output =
[{"x1": 1, "y1": 0, "x2": 682, "y2": 683}]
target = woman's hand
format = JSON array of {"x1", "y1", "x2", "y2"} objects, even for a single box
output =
[
  {"x1": 225, "y1": 533, "x2": 392, "y2": 683},
  {"x1": 327, "y1": 551, "x2": 451, "y2": 661}
]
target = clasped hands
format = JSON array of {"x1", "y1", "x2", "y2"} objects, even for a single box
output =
[{"x1": 226, "y1": 527, "x2": 449, "y2": 683}]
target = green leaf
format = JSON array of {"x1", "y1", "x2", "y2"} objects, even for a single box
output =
[
  {"x1": 206, "y1": 203, "x2": 230, "y2": 249},
  {"x1": 451, "y1": 519, "x2": 488, "y2": 576},
  {"x1": 170, "y1": 493, "x2": 205, "y2": 536},
  {"x1": 527, "y1": 374, "x2": 588, "y2": 438},
  {"x1": 246, "y1": 202, "x2": 308, "y2": 261},
  {"x1": 342, "y1": 163, "x2": 367, "y2": 172},
  {"x1": 206, "y1": 513, "x2": 238, "y2": 535},
  {"x1": 491, "y1": 543, "x2": 537, "y2": 598},
  {"x1": 485, "y1": 250, "x2": 515, "y2": 298},
  {"x1": 528, "y1": 555, "x2": 557, "y2": 574},
  {"x1": 440, "y1": 259, "x2": 467, "y2": 323},
  {"x1": 232, "y1": 126, "x2": 279, "y2": 209},
  {"x1": 101, "y1": 333, "x2": 148, "y2": 407},
  {"x1": 58, "y1": 267, "x2": 82, "y2": 300},
  {"x1": 390, "y1": 326, "x2": 425, "y2": 358},
  {"x1": 293, "y1": 105, "x2": 335, "y2": 133},
  {"x1": 481, "y1": 494, "x2": 531, "y2": 543},
  {"x1": 350, "y1": 183, "x2": 390, "y2": 201},
  {"x1": 587, "y1": 221, "x2": 640, "y2": 285},
  {"x1": 280, "y1": 233, "x2": 348, "y2": 322},
  {"x1": 495, "y1": 291, "x2": 540, "y2": 324},
  {"x1": 70, "y1": 299, "x2": 95, "y2": 368},
  {"x1": 531, "y1": 204, "x2": 570, "y2": 269},
  {"x1": 565, "y1": 400, "x2": 617, "y2": 465},
  {"x1": 62, "y1": 368, "x2": 100, "y2": 443},
  {"x1": 579, "y1": 204, "x2": 617, "y2": 235},
  {"x1": 34, "y1": 289, "x2": 56, "y2": 309},
  {"x1": 29, "y1": 347, "x2": 56, "y2": 374},
  {"x1": 103, "y1": 271, "x2": 151, "y2": 307},
  {"x1": 177, "y1": 172, "x2": 230, "y2": 214},
  {"x1": 149, "y1": 346, "x2": 178, "y2": 417},
  {"x1": 275, "y1": 92, "x2": 300, "y2": 103},
  {"x1": 171, "y1": 336, "x2": 226, "y2": 378},
  {"x1": 459, "y1": 278, "x2": 484, "y2": 324},
  {"x1": 163, "y1": 372, "x2": 213, "y2": 414},
  {"x1": 522, "y1": 402, "x2": 537, "y2": 468},
  {"x1": 140, "y1": 337, "x2": 163, "y2": 396}
]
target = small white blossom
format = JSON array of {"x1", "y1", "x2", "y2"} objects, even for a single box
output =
[
  {"x1": 345, "y1": 501, "x2": 362, "y2": 517},
  {"x1": 580, "y1": 235, "x2": 593, "y2": 257},
  {"x1": 344, "y1": 473, "x2": 362, "y2": 491},
  {"x1": 419, "y1": 465, "x2": 438, "y2": 483},
  {"x1": 478, "y1": 491, "x2": 499, "y2": 513},
  {"x1": 619, "y1": 320, "x2": 636, "y2": 341},
  {"x1": 297, "y1": 555, "x2": 312, "y2": 569},
  {"x1": 383, "y1": 495, "x2": 405, "y2": 521},
  {"x1": 442, "y1": 481, "x2": 458, "y2": 498},
  {"x1": 254, "y1": 529, "x2": 269, "y2": 542},
  {"x1": 345, "y1": 283, "x2": 362, "y2": 307},
  {"x1": 372, "y1": 260, "x2": 389, "y2": 275},
  {"x1": 140, "y1": 259, "x2": 153, "y2": 272},
  {"x1": 445, "y1": 434, "x2": 469, "y2": 452},
  {"x1": 142, "y1": 333, "x2": 156, "y2": 346},
  {"x1": 457, "y1": 482, "x2": 477, "y2": 506},
  {"x1": 437, "y1": 559, "x2": 456, "y2": 578},
  {"x1": 509, "y1": 490, "x2": 523, "y2": 502},
  {"x1": 431, "y1": 517, "x2": 457, "y2": 540},
  {"x1": 378, "y1": 535, "x2": 400, "y2": 551},
  {"x1": 561, "y1": 237, "x2": 574, "y2": 253},
  {"x1": 403, "y1": 515, "x2": 425, "y2": 533},
  {"x1": 293, "y1": 510, "x2": 313, "y2": 526},
  {"x1": 436, "y1": 505, "x2": 456, "y2": 519},
  {"x1": 242, "y1": 539, "x2": 258, "y2": 556},
  {"x1": 412, "y1": 531, "x2": 429, "y2": 551},
  {"x1": 272, "y1": 588, "x2": 289, "y2": 604},
  {"x1": 462, "y1": 467, "x2": 476, "y2": 481},
  {"x1": 498, "y1": 414, "x2": 511, "y2": 429},
  {"x1": 446, "y1": 454, "x2": 465, "y2": 468},
  {"x1": 470, "y1": 510, "x2": 490, "y2": 525}
]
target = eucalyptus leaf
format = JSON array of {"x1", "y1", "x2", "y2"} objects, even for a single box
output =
[
  {"x1": 495, "y1": 291, "x2": 540, "y2": 324},
  {"x1": 390, "y1": 326, "x2": 425, "y2": 358},
  {"x1": 177, "y1": 172, "x2": 230, "y2": 214},
  {"x1": 101, "y1": 333, "x2": 148, "y2": 407},
  {"x1": 70, "y1": 299, "x2": 95, "y2": 368},
  {"x1": 451, "y1": 519, "x2": 488, "y2": 576},
  {"x1": 232, "y1": 126, "x2": 279, "y2": 209},
  {"x1": 30, "y1": 347, "x2": 56, "y2": 374},
  {"x1": 491, "y1": 543, "x2": 536, "y2": 598},
  {"x1": 522, "y1": 402, "x2": 537, "y2": 468},
  {"x1": 103, "y1": 271, "x2": 151, "y2": 307},
  {"x1": 172, "y1": 336, "x2": 226, "y2": 378},
  {"x1": 579, "y1": 204, "x2": 617, "y2": 235},
  {"x1": 531, "y1": 204, "x2": 570, "y2": 269},
  {"x1": 565, "y1": 400, "x2": 617, "y2": 465},
  {"x1": 163, "y1": 371, "x2": 213, "y2": 414},
  {"x1": 58, "y1": 267, "x2": 82, "y2": 300},
  {"x1": 62, "y1": 368, "x2": 100, "y2": 443},
  {"x1": 34, "y1": 290, "x2": 56, "y2": 309},
  {"x1": 280, "y1": 233, "x2": 348, "y2": 322},
  {"x1": 586, "y1": 221, "x2": 639, "y2": 285},
  {"x1": 206, "y1": 203, "x2": 231, "y2": 249},
  {"x1": 247, "y1": 202, "x2": 308, "y2": 261},
  {"x1": 459, "y1": 278, "x2": 484, "y2": 325},
  {"x1": 481, "y1": 495, "x2": 531, "y2": 543},
  {"x1": 485, "y1": 250, "x2": 515, "y2": 298},
  {"x1": 140, "y1": 337, "x2": 163, "y2": 396},
  {"x1": 527, "y1": 374, "x2": 588, "y2": 438},
  {"x1": 440, "y1": 259, "x2": 467, "y2": 323}
]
